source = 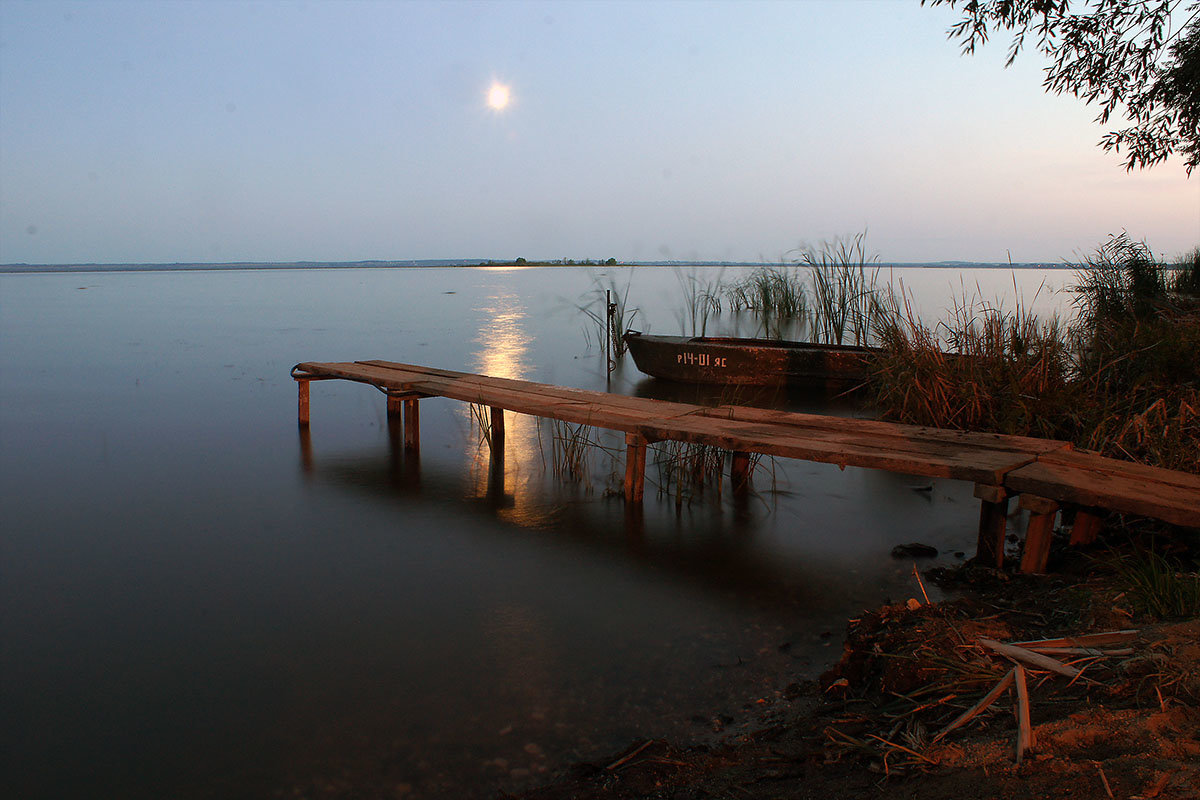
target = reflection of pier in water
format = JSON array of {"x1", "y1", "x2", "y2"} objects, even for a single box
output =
[{"x1": 291, "y1": 429, "x2": 871, "y2": 611}]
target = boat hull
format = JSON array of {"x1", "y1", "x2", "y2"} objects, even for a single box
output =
[{"x1": 622, "y1": 332, "x2": 874, "y2": 387}]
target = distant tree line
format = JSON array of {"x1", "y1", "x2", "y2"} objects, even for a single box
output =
[{"x1": 482, "y1": 257, "x2": 621, "y2": 266}]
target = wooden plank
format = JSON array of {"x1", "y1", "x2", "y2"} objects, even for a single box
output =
[
  {"x1": 1006, "y1": 458, "x2": 1200, "y2": 528},
  {"x1": 361, "y1": 360, "x2": 705, "y2": 418},
  {"x1": 633, "y1": 415, "x2": 1039, "y2": 484},
  {"x1": 694, "y1": 404, "x2": 1071, "y2": 456},
  {"x1": 1037, "y1": 448, "x2": 1200, "y2": 492},
  {"x1": 352, "y1": 367, "x2": 662, "y2": 433}
]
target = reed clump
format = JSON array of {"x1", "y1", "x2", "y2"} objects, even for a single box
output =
[
  {"x1": 1110, "y1": 548, "x2": 1200, "y2": 620},
  {"x1": 651, "y1": 440, "x2": 727, "y2": 509},
  {"x1": 797, "y1": 231, "x2": 888, "y2": 346},
  {"x1": 1172, "y1": 247, "x2": 1200, "y2": 296},
  {"x1": 871, "y1": 289, "x2": 1075, "y2": 439},
  {"x1": 673, "y1": 268, "x2": 725, "y2": 337},
  {"x1": 870, "y1": 233, "x2": 1200, "y2": 475},
  {"x1": 725, "y1": 266, "x2": 807, "y2": 339}
]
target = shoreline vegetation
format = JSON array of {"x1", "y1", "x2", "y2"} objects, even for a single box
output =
[
  {"x1": 591, "y1": 233, "x2": 1199, "y2": 474},
  {"x1": 516, "y1": 234, "x2": 1199, "y2": 799}
]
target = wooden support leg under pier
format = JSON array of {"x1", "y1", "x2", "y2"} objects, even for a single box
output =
[
  {"x1": 624, "y1": 433, "x2": 647, "y2": 503},
  {"x1": 403, "y1": 398, "x2": 420, "y2": 452},
  {"x1": 974, "y1": 484, "x2": 1009, "y2": 568},
  {"x1": 387, "y1": 394, "x2": 403, "y2": 418},
  {"x1": 1019, "y1": 494, "x2": 1060, "y2": 574},
  {"x1": 730, "y1": 450, "x2": 751, "y2": 498},
  {"x1": 490, "y1": 406, "x2": 505, "y2": 461},
  {"x1": 297, "y1": 378, "x2": 311, "y2": 427},
  {"x1": 1070, "y1": 507, "x2": 1104, "y2": 546}
]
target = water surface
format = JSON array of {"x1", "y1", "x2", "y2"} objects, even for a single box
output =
[{"x1": 0, "y1": 265, "x2": 1075, "y2": 798}]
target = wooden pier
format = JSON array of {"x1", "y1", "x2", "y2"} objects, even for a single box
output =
[{"x1": 291, "y1": 360, "x2": 1200, "y2": 573}]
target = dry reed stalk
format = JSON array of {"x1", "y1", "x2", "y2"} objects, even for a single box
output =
[
  {"x1": 932, "y1": 668, "x2": 1015, "y2": 743},
  {"x1": 1014, "y1": 664, "x2": 1034, "y2": 764}
]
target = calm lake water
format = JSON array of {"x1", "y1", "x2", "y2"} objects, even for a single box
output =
[{"x1": 0, "y1": 265, "x2": 1076, "y2": 799}]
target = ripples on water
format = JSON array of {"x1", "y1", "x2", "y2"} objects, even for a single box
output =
[{"x1": 0, "y1": 265, "x2": 1077, "y2": 798}]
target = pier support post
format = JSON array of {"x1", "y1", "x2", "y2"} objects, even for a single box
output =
[
  {"x1": 624, "y1": 433, "x2": 647, "y2": 504},
  {"x1": 387, "y1": 393, "x2": 403, "y2": 419},
  {"x1": 730, "y1": 450, "x2": 751, "y2": 498},
  {"x1": 404, "y1": 398, "x2": 420, "y2": 452},
  {"x1": 297, "y1": 379, "x2": 311, "y2": 427},
  {"x1": 1069, "y1": 507, "x2": 1104, "y2": 546},
  {"x1": 490, "y1": 406, "x2": 505, "y2": 461},
  {"x1": 974, "y1": 484, "x2": 1009, "y2": 568},
  {"x1": 1019, "y1": 494, "x2": 1060, "y2": 574}
]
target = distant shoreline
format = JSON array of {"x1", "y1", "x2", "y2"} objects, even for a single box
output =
[{"x1": 0, "y1": 260, "x2": 1069, "y2": 275}]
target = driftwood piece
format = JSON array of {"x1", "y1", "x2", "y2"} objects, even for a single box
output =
[
  {"x1": 979, "y1": 638, "x2": 1080, "y2": 678},
  {"x1": 932, "y1": 668, "x2": 1015, "y2": 743},
  {"x1": 1024, "y1": 646, "x2": 1134, "y2": 657},
  {"x1": 1015, "y1": 664, "x2": 1035, "y2": 763},
  {"x1": 1009, "y1": 630, "x2": 1138, "y2": 649}
]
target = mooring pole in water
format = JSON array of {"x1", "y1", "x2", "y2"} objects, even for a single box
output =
[
  {"x1": 605, "y1": 289, "x2": 612, "y2": 375},
  {"x1": 1018, "y1": 494, "x2": 1060, "y2": 574},
  {"x1": 974, "y1": 483, "x2": 1008, "y2": 568},
  {"x1": 624, "y1": 432, "x2": 647, "y2": 503}
]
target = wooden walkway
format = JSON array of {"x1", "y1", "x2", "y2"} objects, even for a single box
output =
[{"x1": 291, "y1": 360, "x2": 1200, "y2": 573}]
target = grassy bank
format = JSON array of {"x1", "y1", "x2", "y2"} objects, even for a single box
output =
[{"x1": 869, "y1": 233, "x2": 1200, "y2": 475}]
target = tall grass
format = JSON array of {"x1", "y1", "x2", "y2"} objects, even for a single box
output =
[
  {"x1": 1172, "y1": 247, "x2": 1200, "y2": 296},
  {"x1": 725, "y1": 267, "x2": 807, "y2": 339},
  {"x1": 870, "y1": 285, "x2": 1073, "y2": 437},
  {"x1": 870, "y1": 232, "x2": 1200, "y2": 474},
  {"x1": 1111, "y1": 549, "x2": 1200, "y2": 619},
  {"x1": 796, "y1": 232, "x2": 888, "y2": 346},
  {"x1": 650, "y1": 441, "x2": 726, "y2": 509},
  {"x1": 539, "y1": 418, "x2": 598, "y2": 483},
  {"x1": 674, "y1": 268, "x2": 725, "y2": 337}
]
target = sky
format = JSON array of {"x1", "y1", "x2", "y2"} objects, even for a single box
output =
[{"x1": 1, "y1": 0, "x2": 1197, "y2": 265}]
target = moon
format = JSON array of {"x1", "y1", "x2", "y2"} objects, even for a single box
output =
[{"x1": 487, "y1": 82, "x2": 511, "y2": 111}]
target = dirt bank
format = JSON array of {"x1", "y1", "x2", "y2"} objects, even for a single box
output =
[{"x1": 518, "y1": 553, "x2": 1200, "y2": 800}]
